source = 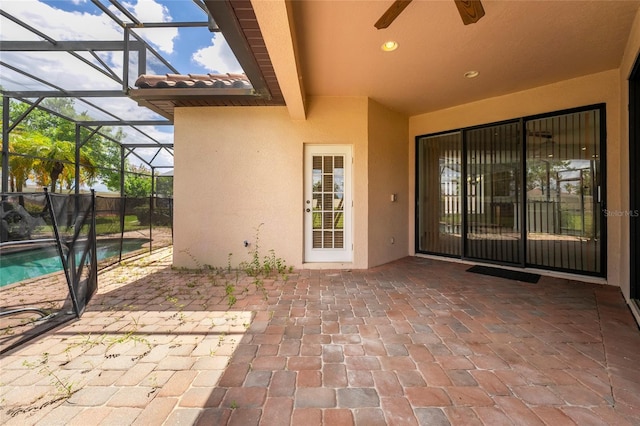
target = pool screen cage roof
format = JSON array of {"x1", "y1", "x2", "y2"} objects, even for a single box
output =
[{"x1": 1, "y1": 0, "x2": 281, "y2": 194}]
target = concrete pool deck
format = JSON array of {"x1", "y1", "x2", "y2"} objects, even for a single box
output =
[{"x1": 1, "y1": 247, "x2": 639, "y2": 425}]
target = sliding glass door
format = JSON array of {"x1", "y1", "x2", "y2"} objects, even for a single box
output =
[
  {"x1": 525, "y1": 110, "x2": 602, "y2": 273},
  {"x1": 416, "y1": 105, "x2": 605, "y2": 276},
  {"x1": 465, "y1": 122, "x2": 522, "y2": 264}
]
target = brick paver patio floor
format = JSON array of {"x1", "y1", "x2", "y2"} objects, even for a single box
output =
[{"x1": 1, "y1": 247, "x2": 639, "y2": 425}]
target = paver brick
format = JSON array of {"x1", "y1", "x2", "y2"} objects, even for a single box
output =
[
  {"x1": 347, "y1": 370, "x2": 374, "y2": 387},
  {"x1": 179, "y1": 387, "x2": 226, "y2": 408},
  {"x1": 406, "y1": 386, "x2": 452, "y2": 406},
  {"x1": 297, "y1": 370, "x2": 322, "y2": 387},
  {"x1": 288, "y1": 356, "x2": 322, "y2": 370},
  {"x1": 446, "y1": 386, "x2": 494, "y2": 407},
  {"x1": 132, "y1": 397, "x2": 178, "y2": 425},
  {"x1": 345, "y1": 355, "x2": 381, "y2": 370},
  {"x1": 4, "y1": 249, "x2": 640, "y2": 425},
  {"x1": 114, "y1": 362, "x2": 155, "y2": 386},
  {"x1": 245, "y1": 370, "x2": 272, "y2": 387},
  {"x1": 91, "y1": 407, "x2": 140, "y2": 426},
  {"x1": 218, "y1": 363, "x2": 250, "y2": 387},
  {"x1": 291, "y1": 407, "x2": 322, "y2": 425},
  {"x1": 155, "y1": 355, "x2": 196, "y2": 370},
  {"x1": 163, "y1": 408, "x2": 203, "y2": 426},
  {"x1": 269, "y1": 370, "x2": 296, "y2": 397},
  {"x1": 106, "y1": 386, "x2": 156, "y2": 408},
  {"x1": 418, "y1": 363, "x2": 452, "y2": 386},
  {"x1": 251, "y1": 355, "x2": 287, "y2": 370},
  {"x1": 157, "y1": 370, "x2": 198, "y2": 397},
  {"x1": 337, "y1": 387, "x2": 379, "y2": 408},
  {"x1": 442, "y1": 406, "x2": 482, "y2": 425},
  {"x1": 494, "y1": 396, "x2": 545, "y2": 425},
  {"x1": 353, "y1": 407, "x2": 387, "y2": 424},
  {"x1": 260, "y1": 397, "x2": 294, "y2": 425},
  {"x1": 194, "y1": 408, "x2": 231, "y2": 426},
  {"x1": 295, "y1": 387, "x2": 337, "y2": 408},
  {"x1": 67, "y1": 386, "x2": 119, "y2": 406},
  {"x1": 67, "y1": 407, "x2": 113, "y2": 425},
  {"x1": 323, "y1": 363, "x2": 348, "y2": 387},
  {"x1": 530, "y1": 406, "x2": 577, "y2": 426},
  {"x1": 222, "y1": 387, "x2": 267, "y2": 408},
  {"x1": 323, "y1": 408, "x2": 354, "y2": 425},
  {"x1": 381, "y1": 397, "x2": 418, "y2": 426}
]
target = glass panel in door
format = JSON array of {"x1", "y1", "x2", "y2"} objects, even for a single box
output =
[
  {"x1": 304, "y1": 145, "x2": 352, "y2": 263},
  {"x1": 416, "y1": 132, "x2": 462, "y2": 256},
  {"x1": 465, "y1": 122, "x2": 522, "y2": 264},
  {"x1": 312, "y1": 155, "x2": 344, "y2": 250},
  {"x1": 525, "y1": 110, "x2": 602, "y2": 273}
]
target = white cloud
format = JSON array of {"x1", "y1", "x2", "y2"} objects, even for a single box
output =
[
  {"x1": 192, "y1": 36, "x2": 243, "y2": 74},
  {"x1": 1, "y1": 1, "x2": 122, "y2": 41},
  {"x1": 121, "y1": 0, "x2": 170, "y2": 22},
  {"x1": 115, "y1": 0, "x2": 178, "y2": 54},
  {"x1": 2, "y1": 51, "x2": 122, "y2": 92},
  {"x1": 2, "y1": 1, "x2": 178, "y2": 54}
]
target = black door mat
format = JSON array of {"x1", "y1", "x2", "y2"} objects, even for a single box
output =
[{"x1": 467, "y1": 265, "x2": 541, "y2": 283}]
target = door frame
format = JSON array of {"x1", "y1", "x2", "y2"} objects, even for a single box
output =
[
  {"x1": 630, "y1": 56, "x2": 640, "y2": 300},
  {"x1": 415, "y1": 104, "x2": 607, "y2": 277},
  {"x1": 303, "y1": 144, "x2": 353, "y2": 263}
]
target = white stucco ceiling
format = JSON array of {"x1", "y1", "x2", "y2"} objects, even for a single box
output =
[{"x1": 286, "y1": 0, "x2": 640, "y2": 116}]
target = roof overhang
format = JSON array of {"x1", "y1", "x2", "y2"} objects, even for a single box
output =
[
  {"x1": 129, "y1": 87, "x2": 274, "y2": 120},
  {"x1": 251, "y1": 0, "x2": 306, "y2": 120},
  {"x1": 131, "y1": 0, "x2": 306, "y2": 120}
]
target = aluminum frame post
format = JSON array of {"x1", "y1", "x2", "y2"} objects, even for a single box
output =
[
  {"x1": 2, "y1": 96, "x2": 10, "y2": 193},
  {"x1": 75, "y1": 124, "x2": 81, "y2": 195}
]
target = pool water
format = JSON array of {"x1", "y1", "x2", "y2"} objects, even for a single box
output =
[{"x1": 0, "y1": 239, "x2": 148, "y2": 287}]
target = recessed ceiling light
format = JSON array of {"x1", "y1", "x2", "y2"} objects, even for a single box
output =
[
  {"x1": 464, "y1": 70, "x2": 479, "y2": 79},
  {"x1": 381, "y1": 41, "x2": 398, "y2": 52}
]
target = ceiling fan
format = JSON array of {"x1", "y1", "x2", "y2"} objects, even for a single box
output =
[{"x1": 374, "y1": 0, "x2": 485, "y2": 29}]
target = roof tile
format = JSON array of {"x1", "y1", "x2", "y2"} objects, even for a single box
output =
[{"x1": 134, "y1": 73, "x2": 253, "y2": 90}]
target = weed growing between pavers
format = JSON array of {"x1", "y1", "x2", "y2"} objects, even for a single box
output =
[
  {"x1": 22, "y1": 353, "x2": 75, "y2": 399},
  {"x1": 7, "y1": 352, "x2": 78, "y2": 418},
  {"x1": 3, "y1": 308, "x2": 252, "y2": 421},
  {"x1": 2, "y1": 242, "x2": 287, "y2": 422},
  {"x1": 5, "y1": 319, "x2": 154, "y2": 418},
  {"x1": 178, "y1": 223, "x2": 292, "y2": 308}
]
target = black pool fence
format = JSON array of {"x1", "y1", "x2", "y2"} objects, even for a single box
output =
[{"x1": 0, "y1": 191, "x2": 173, "y2": 354}]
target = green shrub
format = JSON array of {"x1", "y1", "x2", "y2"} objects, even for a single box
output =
[{"x1": 133, "y1": 206, "x2": 171, "y2": 226}]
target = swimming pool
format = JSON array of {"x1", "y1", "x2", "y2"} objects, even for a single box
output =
[{"x1": 0, "y1": 238, "x2": 148, "y2": 287}]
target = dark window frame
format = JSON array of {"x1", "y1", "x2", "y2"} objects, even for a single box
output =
[{"x1": 415, "y1": 103, "x2": 607, "y2": 277}]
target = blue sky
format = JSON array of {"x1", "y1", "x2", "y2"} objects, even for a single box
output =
[
  {"x1": 2, "y1": 0, "x2": 243, "y2": 80},
  {"x1": 0, "y1": 0, "x2": 237, "y2": 171}
]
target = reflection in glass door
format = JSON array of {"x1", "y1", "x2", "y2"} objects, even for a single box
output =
[
  {"x1": 416, "y1": 132, "x2": 462, "y2": 256},
  {"x1": 465, "y1": 122, "x2": 522, "y2": 264},
  {"x1": 415, "y1": 105, "x2": 605, "y2": 276},
  {"x1": 526, "y1": 110, "x2": 602, "y2": 273}
]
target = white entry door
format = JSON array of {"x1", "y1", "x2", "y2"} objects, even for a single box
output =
[{"x1": 304, "y1": 145, "x2": 353, "y2": 262}]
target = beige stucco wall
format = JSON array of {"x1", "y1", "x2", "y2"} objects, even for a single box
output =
[
  {"x1": 367, "y1": 99, "x2": 410, "y2": 267},
  {"x1": 173, "y1": 96, "x2": 372, "y2": 269},
  {"x1": 408, "y1": 69, "x2": 623, "y2": 285}
]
